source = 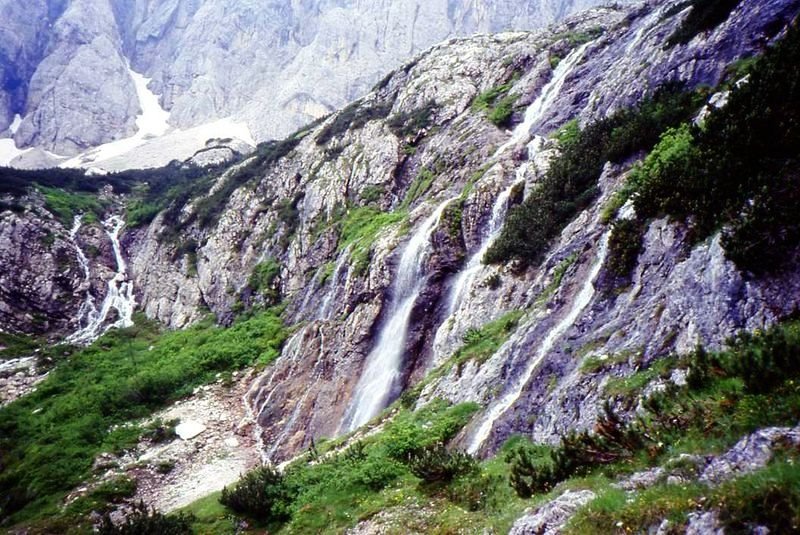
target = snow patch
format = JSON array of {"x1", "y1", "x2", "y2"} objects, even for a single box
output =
[
  {"x1": 61, "y1": 68, "x2": 172, "y2": 169},
  {"x1": 9, "y1": 114, "x2": 22, "y2": 135},
  {"x1": 0, "y1": 139, "x2": 32, "y2": 167}
]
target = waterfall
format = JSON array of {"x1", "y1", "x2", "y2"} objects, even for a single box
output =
[
  {"x1": 66, "y1": 214, "x2": 136, "y2": 345},
  {"x1": 467, "y1": 230, "x2": 611, "y2": 454},
  {"x1": 446, "y1": 177, "x2": 523, "y2": 315},
  {"x1": 443, "y1": 42, "x2": 593, "y2": 315},
  {"x1": 496, "y1": 42, "x2": 592, "y2": 156},
  {"x1": 340, "y1": 199, "x2": 454, "y2": 432},
  {"x1": 336, "y1": 40, "x2": 596, "y2": 434},
  {"x1": 317, "y1": 247, "x2": 351, "y2": 320}
]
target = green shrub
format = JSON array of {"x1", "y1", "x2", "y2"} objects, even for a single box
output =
[
  {"x1": 40, "y1": 186, "x2": 105, "y2": 225},
  {"x1": 487, "y1": 94, "x2": 518, "y2": 127},
  {"x1": 402, "y1": 168, "x2": 436, "y2": 207},
  {"x1": 359, "y1": 185, "x2": 384, "y2": 205},
  {"x1": 219, "y1": 466, "x2": 293, "y2": 521},
  {"x1": 723, "y1": 325, "x2": 800, "y2": 394},
  {"x1": 509, "y1": 443, "x2": 561, "y2": 498},
  {"x1": 387, "y1": 100, "x2": 437, "y2": 138},
  {"x1": 407, "y1": 444, "x2": 479, "y2": 483},
  {"x1": 473, "y1": 82, "x2": 519, "y2": 127},
  {"x1": 337, "y1": 206, "x2": 406, "y2": 274},
  {"x1": 604, "y1": 218, "x2": 645, "y2": 287},
  {"x1": 316, "y1": 100, "x2": 394, "y2": 145},
  {"x1": 454, "y1": 311, "x2": 524, "y2": 366},
  {"x1": 141, "y1": 419, "x2": 179, "y2": 444},
  {"x1": 510, "y1": 404, "x2": 648, "y2": 498},
  {"x1": 348, "y1": 454, "x2": 405, "y2": 491},
  {"x1": 248, "y1": 259, "x2": 282, "y2": 305},
  {"x1": 98, "y1": 501, "x2": 193, "y2": 535}
]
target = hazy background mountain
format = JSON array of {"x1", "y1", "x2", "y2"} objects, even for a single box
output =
[{"x1": 0, "y1": 0, "x2": 632, "y2": 163}]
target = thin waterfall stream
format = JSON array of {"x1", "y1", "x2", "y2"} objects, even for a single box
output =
[
  {"x1": 467, "y1": 230, "x2": 611, "y2": 454},
  {"x1": 435, "y1": 42, "x2": 592, "y2": 344}
]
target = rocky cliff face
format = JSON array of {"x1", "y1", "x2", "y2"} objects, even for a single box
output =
[
  {"x1": 2, "y1": 0, "x2": 799, "y2": 474},
  {"x1": 0, "y1": 0, "x2": 633, "y2": 157},
  {"x1": 117, "y1": 0, "x2": 800, "y2": 462}
]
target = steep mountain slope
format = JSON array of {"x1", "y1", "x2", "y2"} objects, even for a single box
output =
[
  {"x1": 2, "y1": 0, "x2": 800, "y2": 531},
  {"x1": 0, "y1": 0, "x2": 633, "y2": 161}
]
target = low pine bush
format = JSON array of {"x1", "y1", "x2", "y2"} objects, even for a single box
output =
[
  {"x1": 219, "y1": 466, "x2": 293, "y2": 522},
  {"x1": 407, "y1": 443, "x2": 478, "y2": 483}
]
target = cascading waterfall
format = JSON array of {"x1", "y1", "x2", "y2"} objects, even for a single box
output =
[
  {"x1": 338, "y1": 40, "x2": 596, "y2": 434},
  {"x1": 436, "y1": 43, "x2": 592, "y2": 337},
  {"x1": 446, "y1": 177, "x2": 524, "y2": 315},
  {"x1": 496, "y1": 42, "x2": 592, "y2": 155},
  {"x1": 66, "y1": 214, "x2": 136, "y2": 345},
  {"x1": 340, "y1": 199, "x2": 455, "y2": 432},
  {"x1": 467, "y1": 230, "x2": 611, "y2": 454},
  {"x1": 317, "y1": 247, "x2": 351, "y2": 320}
]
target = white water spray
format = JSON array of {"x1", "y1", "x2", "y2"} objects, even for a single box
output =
[
  {"x1": 66, "y1": 215, "x2": 136, "y2": 344},
  {"x1": 446, "y1": 177, "x2": 523, "y2": 315},
  {"x1": 317, "y1": 248, "x2": 351, "y2": 321},
  {"x1": 341, "y1": 199, "x2": 455, "y2": 432},
  {"x1": 496, "y1": 42, "x2": 592, "y2": 156},
  {"x1": 467, "y1": 231, "x2": 611, "y2": 454}
]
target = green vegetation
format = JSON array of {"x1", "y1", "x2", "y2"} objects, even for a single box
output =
[
  {"x1": 401, "y1": 168, "x2": 436, "y2": 207},
  {"x1": 0, "y1": 309, "x2": 288, "y2": 524},
  {"x1": 553, "y1": 27, "x2": 604, "y2": 47},
  {"x1": 456, "y1": 311, "x2": 525, "y2": 366},
  {"x1": 178, "y1": 319, "x2": 800, "y2": 534},
  {"x1": 387, "y1": 100, "x2": 437, "y2": 139},
  {"x1": 219, "y1": 466, "x2": 293, "y2": 521},
  {"x1": 39, "y1": 186, "x2": 105, "y2": 225},
  {"x1": 407, "y1": 444, "x2": 479, "y2": 483},
  {"x1": 630, "y1": 25, "x2": 800, "y2": 272},
  {"x1": 473, "y1": 82, "x2": 519, "y2": 127},
  {"x1": 535, "y1": 253, "x2": 579, "y2": 306},
  {"x1": 192, "y1": 400, "x2": 484, "y2": 533},
  {"x1": 178, "y1": 492, "x2": 233, "y2": 535},
  {"x1": 485, "y1": 83, "x2": 703, "y2": 267},
  {"x1": 665, "y1": 0, "x2": 742, "y2": 48},
  {"x1": 359, "y1": 184, "x2": 384, "y2": 205},
  {"x1": 568, "y1": 459, "x2": 800, "y2": 534},
  {"x1": 316, "y1": 100, "x2": 394, "y2": 146},
  {"x1": 97, "y1": 501, "x2": 193, "y2": 535},
  {"x1": 0, "y1": 332, "x2": 42, "y2": 360},
  {"x1": 337, "y1": 206, "x2": 406, "y2": 274},
  {"x1": 247, "y1": 258, "x2": 282, "y2": 306},
  {"x1": 190, "y1": 138, "x2": 303, "y2": 231},
  {"x1": 511, "y1": 319, "x2": 800, "y2": 529},
  {"x1": 550, "y1": 118, "x2": 580, "y2": 145},
  {"x1": 604, "y1": 218, "x2": 645, "y2": 288}
]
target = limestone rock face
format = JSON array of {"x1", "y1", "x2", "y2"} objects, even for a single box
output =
[
  {"x1": 0, "y1": 0, "x2": 635, "y2": 155},
  {"x1": 9, "y1": 0, "x2": 140, "y2": 155}
]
